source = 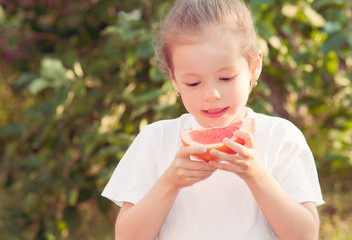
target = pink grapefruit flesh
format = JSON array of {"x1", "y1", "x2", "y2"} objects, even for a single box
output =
[{"x1": 181, "y1": 118, "x2": 252, "y2": 161}]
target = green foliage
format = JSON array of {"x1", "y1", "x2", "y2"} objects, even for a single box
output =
[
  {"x1": 248, "y1": 0, "x2": 352, "y2": 168},
  {"x1": 0, "y1": 0, "x2": 351, "y2": 239}
]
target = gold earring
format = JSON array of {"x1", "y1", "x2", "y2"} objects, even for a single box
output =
[{"x1": 176, "y1": 92, "x2": 180, "y2": 97}]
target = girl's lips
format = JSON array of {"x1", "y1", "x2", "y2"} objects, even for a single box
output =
[{"x1": 202, "y1": 107, "x2": 229, "y2": 118}]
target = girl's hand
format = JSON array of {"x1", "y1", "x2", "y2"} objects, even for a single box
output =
[
  {"x1": 163, "y1": 145, "x2": 216, "y2": 191},
  {"x1": 208, "y1": 119, "x2": 265, "y2": 180}
]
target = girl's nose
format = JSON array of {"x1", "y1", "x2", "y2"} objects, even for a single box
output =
[{"x1": 203, "y1": 84, "x2": 221, "y2": 102}]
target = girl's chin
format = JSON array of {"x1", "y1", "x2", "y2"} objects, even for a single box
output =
[
  {"x1": 196, "y1": 112, "x2": 246, "y2": 128},
  {"x1": 197, "y1": 118, "x2": 234, "y2": 128}
]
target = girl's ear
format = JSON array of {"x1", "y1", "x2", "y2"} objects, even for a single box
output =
[
  {"x1": 167, "y1": 66, "x2": 174, "y2": 80},
  {"x1": 167, "y1": 67, "x2": 179, "y2": 92},
  {"x1": 251, "y1": 49, "x2": 263, "y2": 82}
]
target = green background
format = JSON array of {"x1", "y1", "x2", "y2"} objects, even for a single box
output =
[{"x1": 0, "y1": 0, "x2": 351, "y2": 239}]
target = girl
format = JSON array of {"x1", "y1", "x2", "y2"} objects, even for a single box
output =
[{"x1": 102, "y1": 0, "x2": 324, "y2": 239}]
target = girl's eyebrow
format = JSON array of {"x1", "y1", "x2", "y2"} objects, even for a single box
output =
[
  {"x1": 179, "y1": 66, "x2": 237, "y2": 78},
  {"x1": 180, "y1": 72, "x2": 201, "y2": 78},
  {"x1": 216, "y1": 65, "x2": 236, "y2": 73}
]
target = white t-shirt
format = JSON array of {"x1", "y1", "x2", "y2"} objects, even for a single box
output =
[{"x1": 102, "y1": 108, "x2": 324, "y2": 240}]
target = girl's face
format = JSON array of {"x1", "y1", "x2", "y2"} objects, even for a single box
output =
[{"x1": 170, "y1": 28, "x2": 262, "y2": 128}]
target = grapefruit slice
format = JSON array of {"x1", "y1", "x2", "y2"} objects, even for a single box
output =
[{"x1": 181, "y1": 118, "x2": 252, "y2": 161}]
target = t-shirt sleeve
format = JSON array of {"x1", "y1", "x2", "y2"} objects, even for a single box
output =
[
  {"x1": 101, "y1": 125, "x2": 158, "y2": 207},
  {"x1": 272, "y1": 121, "x2": 324, "y2": 206}
]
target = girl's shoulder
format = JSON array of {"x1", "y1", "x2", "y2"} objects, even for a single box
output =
[
  {"x1": 252, "y1": 111, "x2": 296, "y2": 128},
  {"x1": 249, "y1": 109, "x2": 306, "y2": 140}
]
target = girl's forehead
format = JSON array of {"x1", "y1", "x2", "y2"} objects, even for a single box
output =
[
  {"x1": 173, "y1": 27, "x2": 242, "y2": 54},
  {"x1": 171, "y1": 34, "x2": 245, "y2": 70},
  {"x1": 166, "y1": 22, "x2": 252, "y2": 71},
  {"x1": 172, "y1": 23, "x2": 241, "y2": 46}
]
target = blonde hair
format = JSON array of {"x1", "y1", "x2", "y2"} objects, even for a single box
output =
[{"x1": 154, "y1": 0, "x2": 259, "y2": 74}]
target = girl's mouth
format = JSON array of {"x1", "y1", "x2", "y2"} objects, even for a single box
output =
[{"x1": 202, "y1": 107, "x2": 229, "y2": 118}]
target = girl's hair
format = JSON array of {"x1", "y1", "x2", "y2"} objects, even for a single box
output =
[{"x1": 154, "y1": 0, "x2": 259, "y2": 74}]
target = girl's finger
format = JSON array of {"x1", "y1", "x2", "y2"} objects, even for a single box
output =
[
  {"x1": 208, "y1": 160, "x2": 242, "y2": 172},
  {"x1": 222, "y1": 138, "x2": 252, "y2": 158},
  {"x1": 210, "y1": 148, "x2": 238, "y2": 162},
  {"x1": 233, "y1": 130, "x2": 255, "y2": 149},
  {"x1": 178, "y1": 145, "x2": 207, "y2": 158},
  {"x1": 177, "y1": 146, "x2": 215, "y2": 170}
]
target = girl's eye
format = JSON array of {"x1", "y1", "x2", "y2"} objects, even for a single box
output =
[
  {"x1": 186, "y1": 82, "x2": 200, "y2": 87},
  {"x1": 219, "y1": 76, "x2": 236, "y2": 81}
]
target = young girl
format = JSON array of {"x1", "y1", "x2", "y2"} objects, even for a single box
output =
[{"x1": 102, "y1": 0, "x2": 324, "y2": 239}]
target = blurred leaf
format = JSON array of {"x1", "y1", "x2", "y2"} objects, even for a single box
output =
[
  {"x1": 149, "y1": 67, "x2": 165, "y2": 82},
  {"x1": 249, "y1": 0, "x2": 274, "y2": 7},
  {"x1": 57, "y1": 220, "x2": 67, "y2": 232},
  {"x1": 28, "y1": 77, "x2": 50, "y2": 95},
  {"x1": 0, "y1": 123, "x2": 26, "y2": 140},
  {"x1": 40, "y1": 57, "x2": 67, "y2": 82},
  {"x1": 321, "y1": 33, "x2": 345, "y2": 54},
  {"x1": 63, "y1": 207, "x2": 80, "y2": 232},
  {"x1": 303, "y1": 4, "x2": 326, "y2": 27},
  {"x1": 326, "y1": 51, "x2": 339, "y2": 74},
  {"x1": 97, "y1": 145, "x2": 120, "y2": 157},
  {"x1": 0, "y1": 5, "x2": 5, "y2": 24},
  {"x1": 132, "y1": 89, "x2": 166, "y2": 103},
  {"x1": 138, "y1": 41, "x2": 154, "y2": 59},
  {"x1": 67, "y1": 188, "x2": 79, "y2": 206},
  {"x1": 16, "y1": 155, "x2": 41, "y2": 168},
  {"x1": 14, "y1": 72, "x2": 37, "y2": 88},
  {"x1": 323, "y1": 22, "x2": 342, "y2": 34}
]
